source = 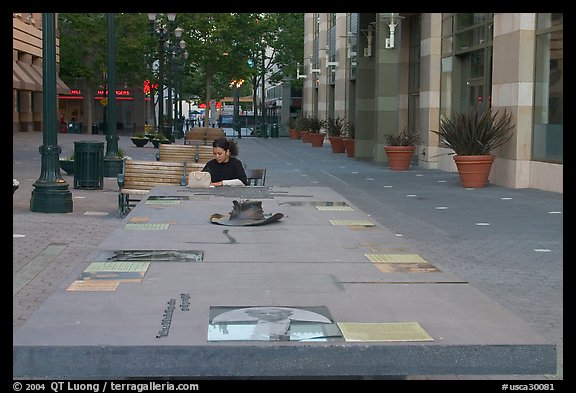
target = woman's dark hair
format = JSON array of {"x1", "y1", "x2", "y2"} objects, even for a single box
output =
[{"x1": 213, "y1": 137, "x2": 239, "y2": 156}]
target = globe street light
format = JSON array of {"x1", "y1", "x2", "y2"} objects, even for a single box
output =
[
  {"x1": 147, "y1": 13, "x2": 177, "y2": 140},
  {"x1": 165, "y1": 30, "x2": 186, "y2": 141},
  {"x1": 230, "y1": 79, "x2": 244, "y2": 138}
]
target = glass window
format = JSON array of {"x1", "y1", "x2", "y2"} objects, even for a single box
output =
[
  {"x1": 455, "y1": 13, "x2": 486, "y2": 30},
  {"x1": 347, "y1": 13, "x2": 358, "y2": 79},
  {"x1": 408, "y1": 14, "x2": 421, "y2": 133},
  {"x1": 469, "y1": 49, "x2": 484, "y2": 78},
  {"x1": 532, "y1": 14, "x2": 563, "y2": 163},
  {"x1": 440, "y1": 13, "x2": 492, "y2": 116}
]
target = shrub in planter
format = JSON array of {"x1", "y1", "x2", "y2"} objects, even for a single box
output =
[
  {"x1": 383, "y1": 129, "x2": 419, "y2": 171},
  {"x1": 431, "y1": 105, "x2": 515, "y2": 187}
]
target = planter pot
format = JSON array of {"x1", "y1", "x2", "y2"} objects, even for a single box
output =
[
  {"x1": 301, "y1": 131, "x2": 310, "y2": 143},
  {"x1": 453, "y1": 154, "x2": 495, "y2": 188},
  {"x1": 59, "y1": 159, "x2": 74, "y2": 175},
  {"x1": 329, "y1": 136, "x2": 345, "y2": 153},
  {"x1": 289, "y1": 129, "x2": 300, "y2": 140},
  {"x1": 308, "y1": 133, "x2": 325, "y2": 147},
  {"x1": 343, "y1": 138, "x2": 355, "y2": 157},
  {"x1": 385, "y1": 146, "x2": 416, "y2": 171},
  {"x1": 131, "y1": 137, "x2": 149, "y2": 147},
  {"x1": 152, "y1": 139, "x2": 170, "y2": 148}
]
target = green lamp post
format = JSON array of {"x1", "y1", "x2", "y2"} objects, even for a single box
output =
[
  {"x1": 30, "y1": 13, "x2": 73, "y2": 213},
  {"x1": 103, "y1": 12, "x2": 123, "y2": 178},
  {"x1": 231, "y1": 78, "x2": 244, "y2": 138},
  {"x1": 260, "y1": 46, "x2": 268, "y2": 138}
]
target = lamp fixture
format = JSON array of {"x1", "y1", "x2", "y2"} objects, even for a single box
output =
[
  {"x1": 360, "y1": 22, "x2": 375, "y2": 57},
  {"x1": 296, "y1": 62, "x2": 307, "y2": 79},
  {"x1": 380, "y1": 13, "x2": 404, "y2": 49},
  {"x1": 309, "y1": 57, "x2": 321, "y2": 74}
]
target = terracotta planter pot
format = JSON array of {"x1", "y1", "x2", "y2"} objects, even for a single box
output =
[
  {"x1": 289, "y1": 129, "x2": 300, "y2": 140},
  {"x1": 300, "y1": 131, "x2": 309, "y2": 142},
  {"x1": 453, "y1": 154, "x2": 495, "y2": 188},
  {"x1": 329, "y1": 136, "x2": 345, "y2": 153},
  {"x1": 385, "y1": 146, "x2": 416, "y2": 171},
  {"x1": 343, "y1": 138, "x2": 355, "y2": 157},
  {"x1": 308, "y1": 133, "x2": 325, "y2": 147}
]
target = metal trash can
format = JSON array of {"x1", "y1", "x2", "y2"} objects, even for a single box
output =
[
  {"x1": 271, "y1": 123, "x2": 279, "y2": 138},
  {"x1": 68, "y1": 122, "x2": 80, "y2": 134},
  {"x1": 73, "y1": 141, "x2": 104, "y2": 190}
]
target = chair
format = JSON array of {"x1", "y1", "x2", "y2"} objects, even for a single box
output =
[{"x1": 246, "y1": 168, "x2": 266, "y2": 186}]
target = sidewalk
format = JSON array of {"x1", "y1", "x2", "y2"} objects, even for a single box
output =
[{"x1": 13, "y1": 130, "x2": 563, "y2": 380}]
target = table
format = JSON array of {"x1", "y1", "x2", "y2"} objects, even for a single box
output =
[{"x1": 13, "y1": 185, "x2": 556, "y2": 378}]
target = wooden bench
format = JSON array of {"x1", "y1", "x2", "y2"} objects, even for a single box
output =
[
  {"x1": 184, "y1": 127, "x2": 225, "y2": 145},
  {"x1": 156, "y1": 143, "x2": 213, "y2": 165},
  {"x1": 117, "y1": 160, "x2": 187, "y2": 217}
]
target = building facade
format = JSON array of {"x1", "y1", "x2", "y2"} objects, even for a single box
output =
[
  {"x1": 13, "y1": 13, "x2": 70, "y2": 133},
  {"x1": 13, "y1": 13, "x2": 150, "y2": 136},
  {"x1": 302, "y1": 13, "x2": 563, "y2": 193}
]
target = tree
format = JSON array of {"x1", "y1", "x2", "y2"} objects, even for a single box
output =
[
  {"x1": 59, "y1": 13, "x2": 152, "y2": 130},
  {"x1": 58, "y1": 13, "x2": 304, "y2": 128}
]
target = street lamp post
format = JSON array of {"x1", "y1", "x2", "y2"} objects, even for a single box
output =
[
  {"x1": 166, "y1": 29, "x2": 186, "y2": 141},
  {"x1": 30, "y1": 13, "x2": 73, "y2": 213},
  {"x1": 148, "y1": 13, "x2": 178, "y2": 141},
  {"x1": 103, "y1": 12, "x2": 123, "y2": 178},
  {"x1": 260, "y1": 46, "x2": 268, "y2": 138},
  {"x1": 230, "y1": 79, "x2": 244, "y2": 138}
]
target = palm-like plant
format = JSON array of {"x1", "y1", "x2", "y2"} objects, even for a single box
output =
[
  {"x1": 325, "y1": 117, "x2": 349, "y2": 137},
  {"x1": 384, "y1": 129, "x2": 419, "y2": 146},
  {"x1": 432, "y1": 106, "x2": 515, "y2": 156},
  {"x1": 306, "y1": 115, "x2": 324, "y2": 134},
  {"x1": 294, "y1": 116, "x2": 309, "y2": 131}
]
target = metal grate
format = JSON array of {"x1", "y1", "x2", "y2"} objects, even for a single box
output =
[
  {"x1": 364, "y1": 254, "x2": 428, "y2": 263},
  {"x1": 125, "y1": 223, "x2": 170, "y2": 230},
  {"x1": 329, "y1": 219, "x2": 375, "y2": 226}
]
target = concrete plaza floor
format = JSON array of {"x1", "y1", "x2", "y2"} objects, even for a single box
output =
[{"x1": 12, "y1": 129, "x2": 563, "y2": 380}]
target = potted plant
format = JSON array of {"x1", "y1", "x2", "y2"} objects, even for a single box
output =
[
  {"x1": 383, "y1": 128, "x2": 419, "y2": 171},
  {"x1": 295, "y1": 116, "x2": 310, "y2": 142},
  {"x1": 325, "y1": 117, "x2": 348, "y2": 153},
  {"x1": 343, "y1": 124, "x2": 355, "y2": 157},
  {"x1": 151, "y1": 132, "x2": 170, "y2": 148},
  {"x1": 306, "y1": 116, "x2": 326, "y2": 147},
  {"x1": 431, "y1": 105, "x2": 515, "y2": 188},
  {"x1": 288, "y1": 117, "x2": 300, "y2": 140},
  {"x1": 130, "y1": 132, "x2": 149, "y2": 147}
]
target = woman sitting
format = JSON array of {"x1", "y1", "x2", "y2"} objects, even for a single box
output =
[{"x1": 202, "y1": 137, "x2": 248, "y2": 187}]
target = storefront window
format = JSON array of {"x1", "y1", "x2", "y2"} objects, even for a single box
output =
[{"x1": 532, "y1": 13, "x2": 563, "y2": 163}]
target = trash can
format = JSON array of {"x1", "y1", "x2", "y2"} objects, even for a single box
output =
[
  {"x1": 73, "y1": 141, "x2": 104, "y2": 190},
  {"x1": 68, "y1": 122, "x2": 80, "y2": 134},
  {"x1": 271, "y1": 123, "x2": 279, "y2": 138}
]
